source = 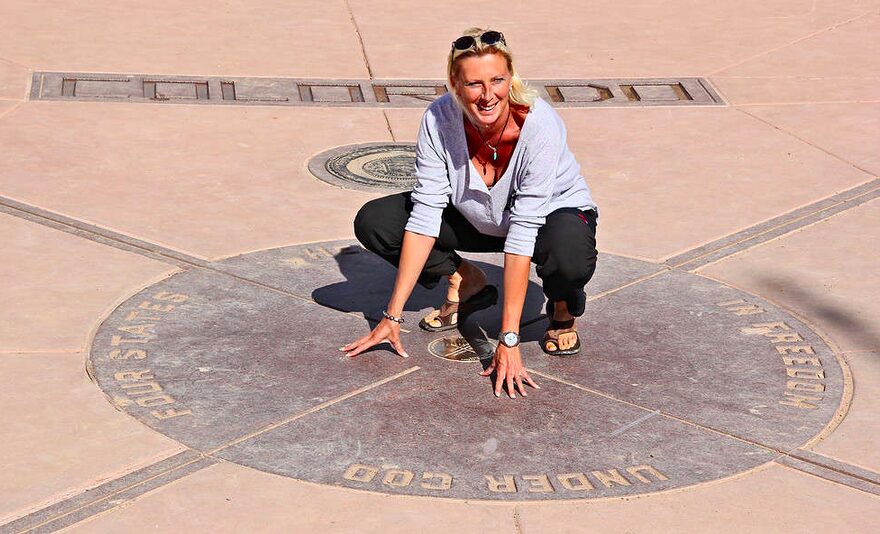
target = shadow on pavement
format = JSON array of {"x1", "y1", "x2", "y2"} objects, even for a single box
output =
[
  {"x1": 312, "y1": 245, "x2": 546, "y2": 354},
  {"x1": 755, "y1": 274, "x2": 880, "y2": 353}
]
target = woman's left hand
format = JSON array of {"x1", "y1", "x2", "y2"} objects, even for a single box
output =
[{"x1": 480, "y1": 344, "x2": 539, "y2": 398}]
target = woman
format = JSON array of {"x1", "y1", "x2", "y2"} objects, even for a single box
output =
[{"x1": 342, "y1": 28, "x2": 598, "y2": 399}]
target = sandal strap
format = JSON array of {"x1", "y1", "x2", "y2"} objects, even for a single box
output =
[
  {"x1": 420, "y1": 285, "x2": 498, "y2": 331},
  {"x1": 438, "y1": 299, "x2": 460, "y2": 317},
  {"x1": 547, "y1": 318, "x2": 575, "y2": 331}
]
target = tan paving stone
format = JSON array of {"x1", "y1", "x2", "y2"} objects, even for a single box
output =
[
  {"x1": 0, "y1": 99, "x2": 19, "y2": 118},
  {"x1": 713, "y1": 12, "x2": 880, "y2": 104},
  {"x1": 576, "y1": 105, "x2": 872, "y2": 260},
  {"x1": 352, "y1": 0, "x2": 880, "y2": 79},
  {"x1": 699, "y1": 198, "x2": 880, "y2": 353},
  {"x1": 68, "y1": 462, "x2": 515, "y2": 533},
  {"x1": 741, "y1": 103, "x2": 880, "y2": 176},
  {"x1": 0, "y1": 351, "x2": 182, "y2": 522},
  {"x1": 0, "y1": 57, "x2": 29, "y2": 100},
  {"x1": 0, "y1": 211, "x2": 174, "y2": 351},
  {"x1": 0, "y1": 102, "x2": 389, "y2": 260},
  {"x1": 711, "y1": 76, "x2": 880, "y2": 106},
  {"x1": 0, "y1": 1, "x2": 366, "y2": 78},
  {"x1": 560, "y1": 106, "x2": 866, "y2": 260},
  {"x1": 516, "y1": 464, "x2": 880, "y2": 533},
  {"x1": 813, "y1": 351, "x2": 880, "y2": 473},
  {"x1": 382, "y1": 107, "x2": 421, "y2": 141}
]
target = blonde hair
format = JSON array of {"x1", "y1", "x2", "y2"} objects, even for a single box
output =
[{"x1": 447, "y1": 27, "x2": 538, "y2": 110}]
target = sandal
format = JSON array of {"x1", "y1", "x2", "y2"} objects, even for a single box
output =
[
  {"x1": 542, "y1": 301, "x2": 581, "y2": 356},
  {"x1": 419, "y1": 285, "x2": 498, "y2": 332}
]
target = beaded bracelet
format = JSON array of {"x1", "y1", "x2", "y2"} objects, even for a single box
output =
[{"x1": 382, "y1": 310, "x2": 405, "y2": 324}]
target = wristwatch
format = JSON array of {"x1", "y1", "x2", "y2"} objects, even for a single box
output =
[{"x1": 499, "y1": 331, "x2": 521, "y2": 348}]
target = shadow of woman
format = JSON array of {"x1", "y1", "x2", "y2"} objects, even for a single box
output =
[{"x1": 311, "y1": 245, "x2": 546, "y2": 356}]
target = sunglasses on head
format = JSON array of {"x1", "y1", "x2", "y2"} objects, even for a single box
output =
[{"x1": 451, "y1": 31, "x2": 506, "y2": 52}]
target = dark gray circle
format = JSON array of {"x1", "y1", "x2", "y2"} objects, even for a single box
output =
[
  {"x1": 309, "y1": 143, "x2": 416, "y2": 191},
  {"x1": 88, "y1": 240, "x2": 846, "y2": 501}
]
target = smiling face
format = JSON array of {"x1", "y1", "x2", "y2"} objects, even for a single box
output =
[{"x1": 451, "y1": 52, "x2": 512, "y2": 130}]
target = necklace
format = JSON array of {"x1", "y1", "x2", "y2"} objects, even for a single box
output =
[
  {"x1": 474, "y1": 106, "x2": 511, "y2": 162},
  {"x1": 474, "y1": 152, "x2": 498, "y2": 184},
  {"x1": 473, "y1": 139, "x2": 505, "y2": 186}
]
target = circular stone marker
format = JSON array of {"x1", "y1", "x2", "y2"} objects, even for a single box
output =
[
  {"x1": 309, "y1": 142, "x2": 417, "y2": 191},
  {"x1": 88, "y1": 240, "x2": 846, "y2": 501}
]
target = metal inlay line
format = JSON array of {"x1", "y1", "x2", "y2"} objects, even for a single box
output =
[
  {"x1": 789, "y1": 449, "x2": 880, "y2": 488},
  {"x1": 0, "y1": 196, "x2": 384, "y2": 327},
  {"x1": 0, "y1": 196, "x2": 206, "y2": 269},
  {"x1": 777, "y1": 456, "x2": 880, "y2": 497},
  {"x1": 205, "y1": 366, "x2": 421, "y2": 455},
  {"x1": 667, "y1": 179, "x2": 880, "y2": 270},
  {"x1": 0, "y1": 451, "x2": 215, "y2": 534}
]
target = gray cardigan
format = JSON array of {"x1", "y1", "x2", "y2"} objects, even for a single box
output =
[{"x1": 405, "y1": 93, "x2": 597, "y2": 256}]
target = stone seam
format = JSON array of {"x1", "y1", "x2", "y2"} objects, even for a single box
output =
[
  {"x1": 737, "y1": 107, "x2": 879, "y2": 177},
  {"x1": 343, "y1": 0, "x2": 374, "y2": 80},
  {"x1": 707, "y1": 8, "x2": 879, "y2": 76},
  {"x1": 0, "y1": 101, "x2": 23, "y2": 121}
]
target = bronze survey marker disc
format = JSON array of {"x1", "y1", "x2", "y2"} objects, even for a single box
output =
[
  {"x1": 88, "y1": 240, "x2": 845, "y2": 501},
  {"x1": 308, "y1": 143, "x2": 417, "y2": 192}
]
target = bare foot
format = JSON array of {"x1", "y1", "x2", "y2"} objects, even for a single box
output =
[{"x1": 544, "y1": 300, "x2": 578, "y2": 352}]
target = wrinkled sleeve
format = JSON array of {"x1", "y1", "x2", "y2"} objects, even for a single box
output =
[
  {"x1": 404, "y1": 111, "x2": 451, "y2": 238},
  {"x1": 504, "y1": 126, "x2": 561, "y2": 256}
]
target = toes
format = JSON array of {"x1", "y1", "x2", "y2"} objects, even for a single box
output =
[
  {"x1": 423, "y1": 310, "x2": 441, "y2": 327},
  {"x1": 544, "y1": 341, "x2": 557, "y2": 352}
]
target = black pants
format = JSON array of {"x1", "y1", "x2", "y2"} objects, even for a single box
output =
[{"x1": 354, "y1": 193, "x2": 598, "y2": 317}]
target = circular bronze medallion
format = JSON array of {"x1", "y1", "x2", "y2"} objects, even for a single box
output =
[
  {"x1": 428, "y1": 336, "x2": 495, "y2": 362},
  {"x1": 309, "y1": 142, "x2": 417, "y2": 191}
]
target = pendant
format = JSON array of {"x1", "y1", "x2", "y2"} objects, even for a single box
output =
[{"x1": 492, "y1": 150, "x2": 497, "y2": 161}]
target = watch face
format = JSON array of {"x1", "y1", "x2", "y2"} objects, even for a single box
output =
[{"x1": 502, "y1": 332, "x2": 519, "y2": 347}]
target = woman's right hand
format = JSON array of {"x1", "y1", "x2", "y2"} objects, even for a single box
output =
[
  {"x1": 341, "y1": 231, "x2": 435, "y2": 360},
  {"x1": 340, "y1": 318, "x2": 409, "y2": 359}
]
